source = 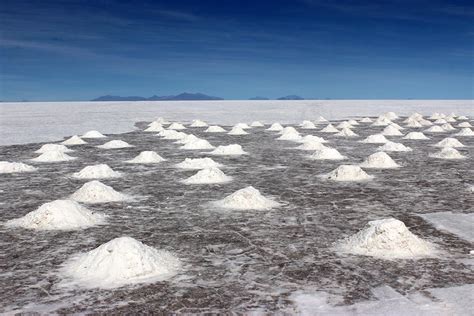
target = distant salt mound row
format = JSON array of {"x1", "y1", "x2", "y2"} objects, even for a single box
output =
[
  {"x1": 403, "y1": 132, "x2": 429, "y2": 140},
  {"x1": 314, "y1": 116, "x2": 328, "y2": 123},
  {"x1": 298, "y1": 135, "x2": 327, "y2": 143},
  {"x1": 61, "y1": 237, "x2": 181, "y2": 289},
  {"x1": 377, "y1": 141, "x2": 412, "y2": 152},
  {"x1": 425, "y1": 126, "x2": 445, "y2": 133},
  {"x1": 235, "y1": 123, "x2": 251, "y2": 129},
  {"x1": 180, "y1": 138, "x2": 215, "y2": 150},
  {"x1": 309, "y1": 147, "x2": 345, "y2": 160},
  {"x1": 360, "y1": 134, "x2": 388, "y2": 144},
  {"x1": 0, "y1": 161, "x2": 37, "y2": 174},
  {"x1": 127, "y1": 151, "x2": 166, "y2": 164},
  {"x1": 175, "y1": 157, "x2": 223, "y2": 170},
  {"x1": 82, "y1": 130, "x2": 106, "y2": 138},
  {"x1": 5, "y1": 199, "x2": 106, "y2": 231},
  {"x1": 455, "y1": 128, "x2": 474, "y2": 137},
  {"x1": 300, "y1": 120, "x2": 316, "y2": 129},
  {"x1": 168, "y1": 122, "x2": 186, "y2": 130},
  {"x1": 210, "y1": 144, "x2": 247, "y2": 156},
  {"x1": 205, "y1": 125, "x2": 226, "y2": 133},
  {"x1": 158, "y1": 130, "x2": 187, "y2": 140},
  {"x1": 429, "y1": 147, "x2": 466, "y2": 160},
  {"x1": 144, "y1": 122, "x2": 164, "y2": 132},
  {"x1": 31, "y1": 150, "x2": 77, "y2": 162},
  {"x1": 190, "y1": 119, "x2": 208, "y2": 127},
  {"x1": 97, "y1": 140, "x2": 133, "y2": 149},
  {"x1": 267, "y1": 123, "x2": 284, "y2": 131},
  {"x1": 336, "y1": 121, "x2": 352, "y2": 129},
  {"x1": 434, "y1": 137, "x2": 465, "y2": 148},
  {"x1": 71, "y1": 180, "x2": 129, "y2": 203},
  {"x1": 182, "y1": 167, "x2": 232, "y2": 184},
  {"x1": 213, "y1": 186, "x2": 280, "y2": 210},
  {"x1": 278, "y1": 127, "x2": 301, "y2": 141},
  {"x1": 296, "y1": 141, "x2": 327, "y2": 151},
  {"x1": 320, "y1": 124, "x2": 339, "y2": 133},
  {"x1": 35, "y1": 144, "x2": 73, "y2": 153},
  {"x1": 321, "y1": 165, "x2": 373, "y2": 181},
  {"x1": 228, "y1": 126, "x2": 249, "y2": 135},
  {"x1": 335, "y1": 218, "x2": 435, "y2": 259},
  {"x1": 359, "y1": 152, "x2": 400, "y2": 169},
  {"x1": 250, "y1": 121, "x2": 264, "y2": 127},
  {"x1": 335, "y1": 127, "x2": 358, "y2": 137},
  {"x1": 359, "y1": 117, "x2": 373, "y2": 123},
  {"x1": 382, "y1": 125, "x2": 403, "y2": 136},
  {"x1": 457, "y1": 122, "x2": 472, "y2": 128},
  {"x1": 72, "y1": 164, "x2": 122, "y2": 179},
  {"x1": 62, "y1": 135, "x2": 87, "y2": 146}
]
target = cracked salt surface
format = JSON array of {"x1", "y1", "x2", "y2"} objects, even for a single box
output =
[{"x1": 0, "y1": 118, "x2": 473, "y2": 314}]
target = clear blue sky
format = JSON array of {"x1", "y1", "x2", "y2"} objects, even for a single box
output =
[{"x1": 1, "y1": 0, "x2": 473, "y2": 101}]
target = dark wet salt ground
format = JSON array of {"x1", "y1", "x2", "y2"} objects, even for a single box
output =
[{"x1": 0, "y1": 119, "x2": 473, "y2": 314}]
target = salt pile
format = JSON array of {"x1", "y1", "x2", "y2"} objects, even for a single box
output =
[
  {"x1": 296, "y1": 141, "x2": 327, "y2": 151},
  {"x1": 348, "y1": 119, "x2": 359, "y2": 125},
  {"x1": 429, "y1": 147, "x2": 466, "y2": 160},
  {"x1": 434, "y1": 138, "x2": 465, "y2": 148},
  {"x1": 5, "y1": 200, "x2": 106, "y2": 231},
  {"x1": 82, "y1": 130, "x2": 106, "y2": 138},
  {"x1": 360, "y1": 117, "x2": 373, "y2": 123},
  {"x1": 360, "y1": 134, "x2": 389, "y2": 144},
  {"x1": 430, "y1": 113, "x2": 445, "y2": 120},
  {"x1": 167, "y1": 122, "x2": 186, "y2": 130},
  {"x1": 175, "y1": 157, "x2": 223, "y2": 170},
  {"x1": 300, "y1": 120, "x2": 316, "y2": 129},
  {"x1": 441, "y1": 123, "x2": 456, "y2": 131},
  {"x1": 314, "y1": 116, "x2": 328, "y2": 123},
  {"x1": 320, "y1": 165, "x2": 373, "y2": 181},
  {"x1": 126, "y1": 151, "x2": 166, "y2": 164},
  {"x1": 31, "y1": 150, "x2": 76, "y2": 162},
  {"x1": 371, "y1": 117, "x2": 392, "y2": 126},
  {"x1": 149, "y1": 117, "x2": 170, "y2": 125},
  {"x1": 0, "y1": 161, "x2": 37, "y2": 174},
  {"x1": 382, "y1": 125, "x2": 403, "y2": 136},
  {"x1": 418, "y1": 118, "x2": 433, "y2": 126},
  {"x1": 228, "y1": 126, "x2": 249, "y2": 135},
  {"x1": 72, "y1": 164, "x2": 122, "y2": 179},
  {"x1": 309, "y1": 147, "x2": 346, "y2": 160},
  {"x1": 425, "y1": 126, "x2": 445, "y2": 133},
  {"x1": 403, "y1": 132, "x2": 429, "y2": 140},
  {"x1": 336, "y1": 121, "x2": 352, "y2": 129},
  {"x1": 180, "y1": 138, "x2": 215, "y2": 150},
  {"x1": 250, "y1": 121, "x2": 264, "y2": 127},
  {"x1": 235, "y1": 123, "x2": 251, "y2": 129},
  {"x1": 213, "y1": 186, "x2": 280, "y2": 210},
  {"x1": 35, "y1": 144, "x2": 73, "y2": 153},
  {"x1": 158, "y1": 130, "x2": 187, "y2": 140},
  {"x1": 335, "y1": 218, "x2": 435, "y2": 259},
  {"x1": 457, "y1": 115, "x2": 469, "y2": 120},
  {"x1": 359, "y1": 152, "x2": 400, "y2": 169},
  {"x1": 457, "y1": 122, "x2": 472, "y2": 128},
  {"x1": 71, "y1": 180, "x2": 129, "y2": 203},
  {"x1": 182, "y1": 167, "x2": 232, "y2": 184},
  {"x1": 175, "y1": 134, "x2": 199, "y2": 144},
  {"x1": 434, "y1": 118, "x2": 448, "y2": 124},
  {"x1": 298, "y1": 135, "x2": 327, "y2": 143},
  {"x1": 335, "y1": 127, "x2": 358, "y2": 137},
  {"x1": 61, "y1": 237, "x2": 181, "y2": 289},
  {"x1": 455, "y1": 128, "x2": 474, "y2": 136},
  {"x1": 144, "y1": 122, "x2": 164, "y2": 132},
  {"x1": 404, "y1": 113, "x2": 423, "y2": 122},
  {"x1": 377, "y1": 141, "x2": 412, "y2": 152},
  {"x1": 320, "y1": 124, "x2": 339, "y2": 133},
  {"x1": 210, "y1": 144, "x2": 247, "y2": 156},
  {"x1": 277, "y1": 127, "x2": 301, "y2": 141},
  {"x1": 445, "y1": 115, "x2": 456, "y2": 122},
  {"x1": 190, "y1": 119, "x2": 208, "y2": 127},
  {"x1": 62, "y1": 135, "x2": 87, "y2": 146},
  {"x1": 205, "y1": 125, "x2": 226, "y2": 133},
  {"x1": 267, "y1": 123, "x2": 284, "y2": 131},
  {"x1": 382, "y1": 112, "x2": 399, "y2": 120},
  {"x1": 97, "y1": 140, "x2": 133, "y2": 149},
  {"x1": 405, "y1": 120, "x2": 423, "y2": 128}
]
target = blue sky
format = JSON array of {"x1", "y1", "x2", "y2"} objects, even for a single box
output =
[{"x1": 0, "y1": 0, "x2": 473, "y2": 101}]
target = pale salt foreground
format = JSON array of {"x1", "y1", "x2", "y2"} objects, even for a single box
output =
[
  {"x1": 434, "y1": 137, "x2": 465, "y2": 148},
  {"x1": 61, "y1": 135, "x2": 87, "y2": 145},
  {"x1": 174, "y1": 157, "x2": 223, "y2": 170},
  {"x1": 5, "y1": 199, "x2": 106, "y2": 230},
  {"x1": 82, "y1": 130, "x2": 106, "y2": 138},
  {"x1": 0, "y1": 161, "x2": 37, "y2": 174},
  {"x1": 210, "y1": 144, "x2": 247, "y2": 156},
  {"x1": 429, "y1": 147, "x2": 466, "y2": 160},
  {"x1": 213, "y1": 186, "x2": 280, "y2": 210},
  {"x1": 182, "y1": 167, "x2": 232, "y2": 184},
  {"x1": 70, "y1": 180, "x2": 129, "y2": 203},
  {"x1": 309, "y1": 147, "x2": 345, "y2": 160},
  {"x1": 97, "y1": 140, "x2": 133, "y2": 149},
  {"x1": 359, "y1": 152, "x2": 400, "y2": 169},
  {"x1": 126, "y1": 151, "x2": 166, "y2": 164},
  {"x1": 35, "y1": 144, "x2": 73, "y2": 153},
  {"x1": 335, "y1": 218, "x2": 435, "y2": 259},
  {"x1": 72, "y1": 164, "x2": 122, "y2": 179},
  {"x1": 31, "y1": 150, "x2": 77, "y2": 162},
  {"x1": 61, "y1": 237, "x2": 181, "y2": 289},
  {"x1": 321, "y1": 165, "x2": 373, "y2": 182}
]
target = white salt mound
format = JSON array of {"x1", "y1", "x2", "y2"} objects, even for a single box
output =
[
  {"x1": 377, "y1": 141, "x2": 412, "y2": 152},
  {"x1": 182, "y1": 167, "x2": 232, "y2": 184},
  {"x1": 457, "y1": 115, "x2": 468, "y2": 120},
  {"x1": 360, "y1": 134, "x2": 388, "y2": 144},
  {"x1": 61, "y1": 237, "x2": 181, "y2": 289},
  {"x1": 418, "y1": 118, "x2": 433, "y2": 126},
  {"x1": 336, "y1": 121, "x2": 352, "y2": 129},
  {"x1": 126, "y1": 151, "x2": 166, "y2": 164},
  {"x1": 267, "y1": 123, "x2": 284, "y2": 131},
  {"x1": 434, "y1": 138, "x2": 465, "y2": 148},
  {"x1": 228, "y1": 126, "x2": 249, "y2": 135},
  {"x1": 360, "y1": 117, "x2": 373, "y2": 123},
  {"x1": 71, "y1": 180, "x2": 129, "y2": 203},
  {"x1": 430, "y1": 113, "x2": 445, "y2": 120},
  {"x1": 213, "y1": 186, "x2": 280, "y2": 210},
  {"x1": 321, "y1": 165, "x2": 373, "y2": 182},
  {"x1": 371, "y1": 117, "x2": 392, "y2": 126},
  {"x1": 144, "y1": 122, "x2": 164, "y2": 132},
  {"x1": 336, "y1": 218, "x2": 435, "y2": 259},
  {"x1": 97, "y1": 140, "x2": 133, "y2": 149},
  {"x1": 359, "y1": 152, "x2": 400, "y2": 169},
  {"x1": 457, "y1": 122, "x2": 472, "y2": 128},
  {"x1": 205, "y1": 125, "x2": 226, "y2": 133},
  {"x1": 168, "y1": 122, "x2": 186, "y2": 130},
  {"x1": 149, "y1": 117, "x2": 169, "y2": 125},
  {"x1": 434, "y1": 118, "x2": 448, "y2": 124},
  {"x1": 210, "y1": 144, "x2": 247, "y2": 156},
  {"x1": 314, "y1": 116, "x2": 328, "y2": 123},
  {"x1": 348, "y1": 119, "x2": 359, "y2": 125},
  {"x1": 180, "y1": 138, "x2": 215, "y2": 150},
  {"x1": 250, "y1": 121, "x2": 264, "y2": 127},
  {"x1": 235, "y1": 123, "x2": 251, "y2": 129},
  {"x1": 175, "y1": 157, "x2": 223, "y2": 170},
  {"x1": 335, "y1": 127, "x2": 358, "y2": 137},
  {"x1": 5, "y1": 200, "x2": 106, "y2": 230},
  {"x1": 425, "y1": 126, "x2": 445, "y2": 133},
  {"x1": 309, "y1": 147, "x2": 345, "y2": 160},
  {"x1": 278, "y1": 128, "x2": 301, "y2": 141},
  {"x1": 382, "y1": 111, "x2": 399, "y2": 120},
  {"x1": 0, "y1": 161, "x2": 37, "y2": 174},
  {"x1": 72, "y1": 164, "x2": 121, "y2": 179},
  {"x1": 298, "y1": 135, "x2": 327, "y2": 143},
  {"x1": 31, "y1": 150, "x2": 76, "y2": 162},
  {"x1": 382, "y1": 125, "x2": 403, "y2": 136},
  {"x1": 320, "y1": 124, "x2": 339, "y2": 133},
  {"x1": 62, "y1": 135, "x2": 87, "y2": 145},
  {"x1": 296, "y1": 141, "x2": 327, "y2": 151},
  {"x1": 429, "y1": 147, "x2": 466, "y2": 160},
  {"x1": 441, "y1": 123, "x2": 456, "y2": 131},
  {"x1": 175, "y1": 134, "x2": 199, "y2": 144},
  {"x1": 405, "y1": 120, "x2": 423, "y2": 128},
  {"x1": 82, "y1": 130, "x2": 106, "y2": 138},
  {"x1": 455, "y1": 128, "x2": 474, "y2": 136},
  {"x1": 35, "y1": 144, "x2": 73, "y2": 153},
  {"x1": 190, "y1": 119, "x2": 208, "y2": 127},
  {"x1": 403, "y1": 132, "x2": 429, "y2": 140},
  {"x1": 158, "y1": 130, "x2": 187, "y2": 140},
  {"x1": 300, "y1": 120, "x2": 316, "y2": 129}
]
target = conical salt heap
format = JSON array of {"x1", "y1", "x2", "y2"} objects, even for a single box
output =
[
  {"x1": 72, "y1": 164, "x2": 122, "y2": 179},
  {"x1": 267, "y1": 123, "x2": 284, "y2": 131},
  {"x1": 0, "y1": 161, "x2": 37, "y2": 174},
  {"x1": 82, "y1": 130, "x2": 106, "y2": 138},
  {"x1": 213, "y1": 186, "x2": 280, "y2": 210},
  {"x1": 228, "y1": 126, "x2": 249, "y2": 135},
  {"x1": 434, "y1": 137, "x2": 464, "y2": 148},
  {"x1": 429, "y1": 147, "x2": 466, "y2": 160},
  {"x1": 210, "y1": 144, "x2": 247, "y2": 156},
  {"x1": 71, "y1": 180, "x2": 129, "y2": 203},
  {"x1": 35, "y1": 144, "x2": 73, "y2": 153},
  {"x1": 309, "y1": 147, "x2": 345, "y2": 160},
  {"x1": 62, "y1": 135, "x2": 87, "y2": 145},
  {"x1": 175, "y1": 157, "x2": 223, "y2": 169},
  {"x1": 190, "y1": 119, "x2": 208, "y2": 127},
  {"x1": 97, "y1": 140, "x2": 133, "y2": 149},
  {"x1": 182, "y1": 167, "x2": 232, "y2": 184},
  {"x1": 205, "y1": 125, "x2": 226, "y2": 133},
  {"x1": 126, "y1": 151, "x2": 166, "y2": 164},
  {"x1": 321, "y1": 165, "x2": 373, "y2": 182},
  {"x1": 359, "y1": 152, "x2": 400, "y2": 169},
  {"x1": 31, "y1": 150, "x2": 77, "y2": 162},
  {"x1": 403, "y1": 132, "x2": 429, "y2": 140},
  {"x1": 167, "y1": 122, "x2": 186, "y2": 130}
]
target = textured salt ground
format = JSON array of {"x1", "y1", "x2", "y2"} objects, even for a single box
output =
[{"x1": 0, "y1": 120, "x2": 473, "y2": 314}]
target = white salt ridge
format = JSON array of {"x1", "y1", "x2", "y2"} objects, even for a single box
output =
[
  {"x1": 360, "y1": 134, "x2": 388, "y2": 144},
  {"x1": 235, "y1": 122, "x2": 251, "y2": 129},
  {"x1": 434, "y1": 118, "x2": 448, "y2": 124},
  {"x1": 336, "y1": 121, "x2": 352, "y2": 129},
  {"x1": 457, "y1": 122, "x2": 472, "y2": 128},
  {"x1": 321, "y1": 165, "x2": 373, "y2": 182},
  {"x1": 335, "y1": 127, "x2": 358, "y2": 137},
  {"x1": 228, "y1": 126, "x2": 249, "y2": 135},
  {"x1": 72, "y1": 164, "x2": 122, "y2": 179},
  {"x1": 434, "y1": 137, "x2": 465, "y2": 148},
  {"x1": 457, "y1": 115, "x2": 469, "y2": 120},
  {"x1": 455, "y1": 128, "x2": 474, "y2": 136},
  {"x1": 213, "y1": 186, "x2": 280, "y2": 210},
  {"x1": 167, "y1": 122, "x2": 186, "y2": 130},
  {"x1": 126, "y1": 151, "x2": 166, "y2": 164},
  {"x1": 382, "y1": 125, "x2": 403, "y2": 136},
  {"x1": 250, "y1": 121, "x2": 264, "y2": 127},
  {"x1": 5, "y1": 199, "x2": 106, "y2": 231},
  {"x1": 82, "y1": 130, "x2": 106, "y2": 138},
  {"x1": 404, "y1": 113, "x2": 423, "y2": 122},
  {"x1": 62, "y1": 135, "x2": 87, "y2": 145},
  {"x1": 71, "y1": 180, "x2": 129, "y2": 203},
  {"x1": 296, "y1": 141, "x2": 327, "y2": 151},
  {"x1": 405, "y1": 120, "x2": 423, "y2": 128},
  {"x1": 31, "y1": 150, "x2": 77, "y2": 162},
  {"x1": 267, "y1": 123, "x2": 284, "y2": 131},
  {"x1": 418, "y1": 118, "x2": 433, "y2": 126},
  {"x1": 61, "y1": 236, "x2": 181, "y2": 289},
  {"x1": 336, "y1": 218, "x2": 435, "y2": 259},
  {"x1": 359, "y1": 117, "x2": 373, "y2": 123},
  {"x1": 403, "y1": 132, "x2": 430, "y2": 140},
  {"x1": 320, "y1": 124, "x2": 339, "y2": 133},
  {"x1": 359, "y1": 152, "x2": 400, "y2": 169},
  {"x1": 205, "y1": 125, "x2": 226, "y2": 133},
  {"x1": 425, "y1": 125, "x2": 445, "y2": 133},
  {"x1": 175, "y1": 134, "x2": 199, "y2": 144},
  {"x1": 210, "y1": 144, "x2": 247, "y2": 156},
  {"x1": 348, "y1": 119, "x2": 359, "y2": 125},
  {"x1": 309, "y1": 147, "x2": 346, "y2": 160},
  {"x1": 278, "y1": 127, "x2": 301, "y2": 141},
  {"x1": 182, "y1": 167, "x2": 232, "y2": 184},
  {"x1": 300, "y1": 120, "x2": 316, "y2": 129},
  {"x1": 377, "y1": 141, "x2": 412, "y2": 152},
  {"x1": 97, "y1": 140, "x2": 133, "y2": 149},
  {"x1": 35, "y1": 144, "x2": 73, "y2": 153},
  {"x1": 180, "y1": 138, "x2": 215, "y2": 150},
  {"x1": 429, "y1": 147, "x2": 466, "y2": 160},
  {"x1": 144, "y1": 122, "x2": 164, "y2": 132},
  {"x1": 0, "y1": 161, "x2": 37, "y2": 174},
  {"x1": 158, "y1": 130, "x2": 187, "y2": 140},
  {"x1": 441, "y1": 123, "x2": 456, "y2": 131},
  {"x1": 175, "y1": 157, "x2": 223, "y2": 170},
  {"x1": 190, "y1": 119, "x2": 208, "y2": 127},
  {"x1": 371, "y1": 117, "x2": 392, "y2": 126}
]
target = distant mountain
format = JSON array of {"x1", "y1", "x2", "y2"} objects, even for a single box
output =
[
  {"x1": 249, "y1": 96, "x2": 269, "y2": 100},
  {"x1": 91, "y1": 92, "x2": 223, "y2": 101},
  {"x1": 277, "y1": 95, "x2": 304, "y2": 100}
]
